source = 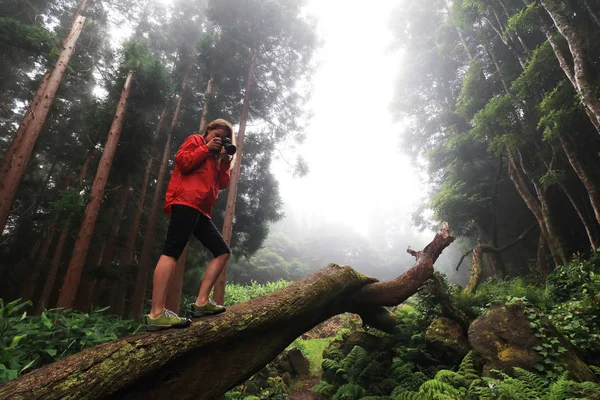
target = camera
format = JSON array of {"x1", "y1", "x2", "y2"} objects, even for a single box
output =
[{"x1": 221, "y1": 137, "x2": 237, "y2": 156}]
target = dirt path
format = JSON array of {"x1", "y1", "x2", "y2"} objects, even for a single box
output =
[{"x1": 288, "y1": 376, "x2": 323, "y2": 400}]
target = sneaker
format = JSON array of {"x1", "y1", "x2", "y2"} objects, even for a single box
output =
[
  {"x1": 189, "y1": 298, "x2": 226, "y2": 317},
  {"x1": 146, "y1": 309, "x2": 191, "y2": 331}
]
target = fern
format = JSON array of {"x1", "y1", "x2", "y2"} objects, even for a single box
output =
[
  {"x1": 332, "y1": 383, "x2": 365, "y2": 400},
  {"x1": 395, "y1": 392, "x2": 423, "y2": 400},
  {"x1": 356, "y1": 359, "x2": 384, "y2": 388},
  {"x1": 456, "y1": 351, "x2": 479, "y2": 382},
  {"x1": 322, "y1": 358, "x2": 341, "y2": 371},
  {"x1": 373, "y1": 378, "x2": 399, "y2": 396},
  {"x1": 434, "y1": 370, "x2": 468, "y2": 389},
  {"x1": 513, "y1": 367, "x2": 547, "y2": 393},
  {"x1": 418, "y1": 379, "x2": 463, "y2": 397},
  {"x1": 545, "y1": 375, "x2": 571, "y2": 400},
  {"x1": 590, "y1": 365, "x2": 600, "y2": 378},
  {"x1": 339, "y1": 346, "x2": 369, "y2": 383},
  {"x1": 312, "y1": 381, "x2": 337, "y2": 397}
]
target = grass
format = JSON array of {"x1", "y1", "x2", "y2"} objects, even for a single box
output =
[{"x1": 291, "y1": 338, "x2": 332, "y2": 375}]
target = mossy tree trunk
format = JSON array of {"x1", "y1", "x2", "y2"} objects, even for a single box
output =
[{"x1": 0, "y1": 225, "x2": 454, "y2": 400}]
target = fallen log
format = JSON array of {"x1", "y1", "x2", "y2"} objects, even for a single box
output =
[{"x1": 0, "y1": 223, "x2": 454, "y2": 400}]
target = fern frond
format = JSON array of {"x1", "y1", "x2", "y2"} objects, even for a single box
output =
[
  {"x1": 356, "y1": 359, "x2": 384, "y2": 387},
  {"x1": 312, "y1": 381, "x2": 337, "y2": 397},
  {"x1": 394, "y1": 391, "x2": 423, "y2": 400},
  {"x1": 590, "y1": 365, "x2": 600, "y2": 378},
  {"x1": 513, "y1": 367, "x2": 546, "y2": 393},
  {"x1": 457, "y1": 351, "x2": 479, "y2": 382},
  {"x1": 332, "y1": 383, "x2": 365, "y2": 400},
  {"x1": 322, "y1": 358, "x2": 341, "y2": 371},
  {"x1": 374, "y1": 378, "x2": 398, "y2": 396},
  {"x1": 545, "y1": 374, "x2": 570, "y2": 400},
  {"x1": 418, "y1": 379, "x2": 463, "y2": 397},
  {"x1": 434, "y1": 369, "x2": 468, "y2": 389}
]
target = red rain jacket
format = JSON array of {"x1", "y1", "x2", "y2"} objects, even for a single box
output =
[{"x1": 164, "y1": 134, "x2": 231, "y2": 218}]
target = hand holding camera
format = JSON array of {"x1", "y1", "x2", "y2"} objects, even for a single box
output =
[{"x1": 208, "y1": 136, "x2": 236, "y2": 155}]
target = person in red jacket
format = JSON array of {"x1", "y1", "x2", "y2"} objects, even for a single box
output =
[{"x1": 146, "y1": 118, "x2": 234, "y2": 331}]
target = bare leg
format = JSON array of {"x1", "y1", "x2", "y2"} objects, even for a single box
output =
[
  {"x1": 149, "y1": 255, "x2": 177, "y2": 318},
  {"x1": 196, "y1": 253, "x2": 229, "y2": 305}
]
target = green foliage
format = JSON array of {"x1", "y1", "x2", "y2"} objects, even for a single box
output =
[
  {"x1": 222, "y1": 280, "x2": 291, "y2": 306},
  {"x1": 0, "y1": 17, "x2": 57, "y2": 57},
  {"x1": 397, "y1": 352, "x2": 600, "y2": 400},
  {"x1": 450, "y1": 276, "x2": 550, "y2": 318},
  {"x1": 0, "y1": 298, "x2": 141, "y2": 384},
  {"x1": 547, "y1": 251, "x2": 600, "y2": 302}
]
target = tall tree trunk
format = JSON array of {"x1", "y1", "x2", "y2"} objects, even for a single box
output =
[
  {"x1": 92, "y1": 175, "x2": 132, "y2": 307},
  {"x1": 559, "y1": 133, "x2": 600, "y2": 226},
  {"x1": 537, "y1": 234, "x2": 549, "y2": 280},
  {"x1": 0, "y1": 226, "x2": 455, "y2": 400},
  {"x1": 583, "y1": 0, "x2": 600, "y2": 27},
  {"x1": 522, "y1": 0, "x2": 600, "y2": 134},
  {"x1": 539, "y1": 0, "x2": 600, "y2": 133},
  {"x1": 20, "y1": 167, "x2": 68, "y2": 302},
  {"x1": 111, "y1": 158, "x2": 155, "y2": 316},
  {"x1": 111, "y1": 108, "x2": 167, "y2": 316},
  {"x1": 465, "y1": 245, "x2": 483, "y2": 294},
  {"x1": 56, "y1": 71, "x2": 134, "y2": 309},
  {"x1": 216, "y1": 48, "x2": 259, "y2": 304},
  {"x1": 485, "y1": 37, "x2": 568, "y2": 266},
  {"x1": 79, "y1": 149, "x2": 95, "y2": 187},
  {"x1": 36, "y1": 222, "x2": 70, "y2": 312},
  {"x1": 507, "y1": 150, "x2": 563, "y2": 266},
  {"x1": 558, "y1": 181, "x2": 596, "y2": 251},
  {"x1": 0, "y1": 72, "x2": 51, "y2": 184},
  {"x1": 0, "y1": 16, "x2": 86, "y2": 235},
  {"x1": 131, "y1": 69, "x2": 190, "y2": 320},
  {"x1": 199, "y1": 76, "x2": 213, "y2": 133}
]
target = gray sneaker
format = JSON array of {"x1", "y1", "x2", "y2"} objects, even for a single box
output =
[
  {"x1": 189, "y1": 298, "x2": 226, "y2": 317},
  {"x1": 146, "y1": 309, "x2": 191, "y2": 331}
]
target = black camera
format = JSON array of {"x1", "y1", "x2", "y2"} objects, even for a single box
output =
[{"x1": 221, "y1": 137, "x2": 237, "y2": 155}]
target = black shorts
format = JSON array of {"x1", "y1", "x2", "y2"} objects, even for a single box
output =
[{"x1": 162, "y1": 204, "x2": 231, "y2": 260}]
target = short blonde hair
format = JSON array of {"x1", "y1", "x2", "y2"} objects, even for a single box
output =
[{"x1": 204, "y1": 118, "x2": 233, "y2": 140}]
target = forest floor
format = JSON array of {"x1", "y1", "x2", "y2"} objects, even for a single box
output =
[
  {"x1": 288, "y1": 376, "x2": 323, "y2": 400},
  {"x1": 287, "y1": 315, "x2": 348, "y2": 399}
]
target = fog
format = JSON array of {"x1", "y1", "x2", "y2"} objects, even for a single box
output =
[{"x1": 267, "y1": 0, "x2": 470, "y2": 284}]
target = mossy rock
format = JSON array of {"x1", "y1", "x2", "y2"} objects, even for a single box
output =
[
  {"x1": 468, "y1": 302, "x2": 598, "y2": 382},
  {"x1": 341, "y1": 331, "x2": 384, "y2": 353},
  {"x1": 425, "y1": 317, "x2": 470, "y2": 364}
]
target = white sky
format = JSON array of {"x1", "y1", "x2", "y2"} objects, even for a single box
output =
[{"x1": 272, "y1": 0, "x2": 430, "y2": 239}]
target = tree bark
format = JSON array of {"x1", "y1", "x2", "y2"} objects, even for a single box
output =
[
  {"x1": 0, "y1": 16, "x2": 86, "y2": 235},
  {"x1": 217, "y1": 47, "x2": 259, "y2": 304},
  {"x1": 131, "y1": 69, "x2": 190, "y2": 320},
  {"x1": 36, "y1": 222, "x2": 70, "y2": 312},
  {"x1": 559, "y1": 181, "x2": 597, "y2": 251},
  {"x1": 110, "y1": 155, "x2": 155, "y2": 316},
  {"x1": 559, "y1": 133, "x2": 600, "y2": 227},
  {"x1": 507, "y1": 150, "x2": 563, "y2": 266},
  {"x1": 539, "y1": 0, "x2": 600, "y2": 133},
  {"x1": 56, "y1": 71, "x2": 134, "y2": 309},
  {"x1": 583, "y1": 0, "x2": 600, "y2": 27},
  {"x1": 198, "y1": 77, "x2": 214, "y2": 133},
  {"x1": 465, "y1": 246, "x2": 483, "y2": 294},
  {"x1": 537, "y1": 233, "x2": 549, "y2": 280},
  {"x1": 0, "y1": 225, "x2": 454, "y2": 400},
  {"x1": 91, "y1": 175, "x2": 133, "y2": 308},
  {"x1": 0, "y1": 72, "x2": 51, "y2": 184}
]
